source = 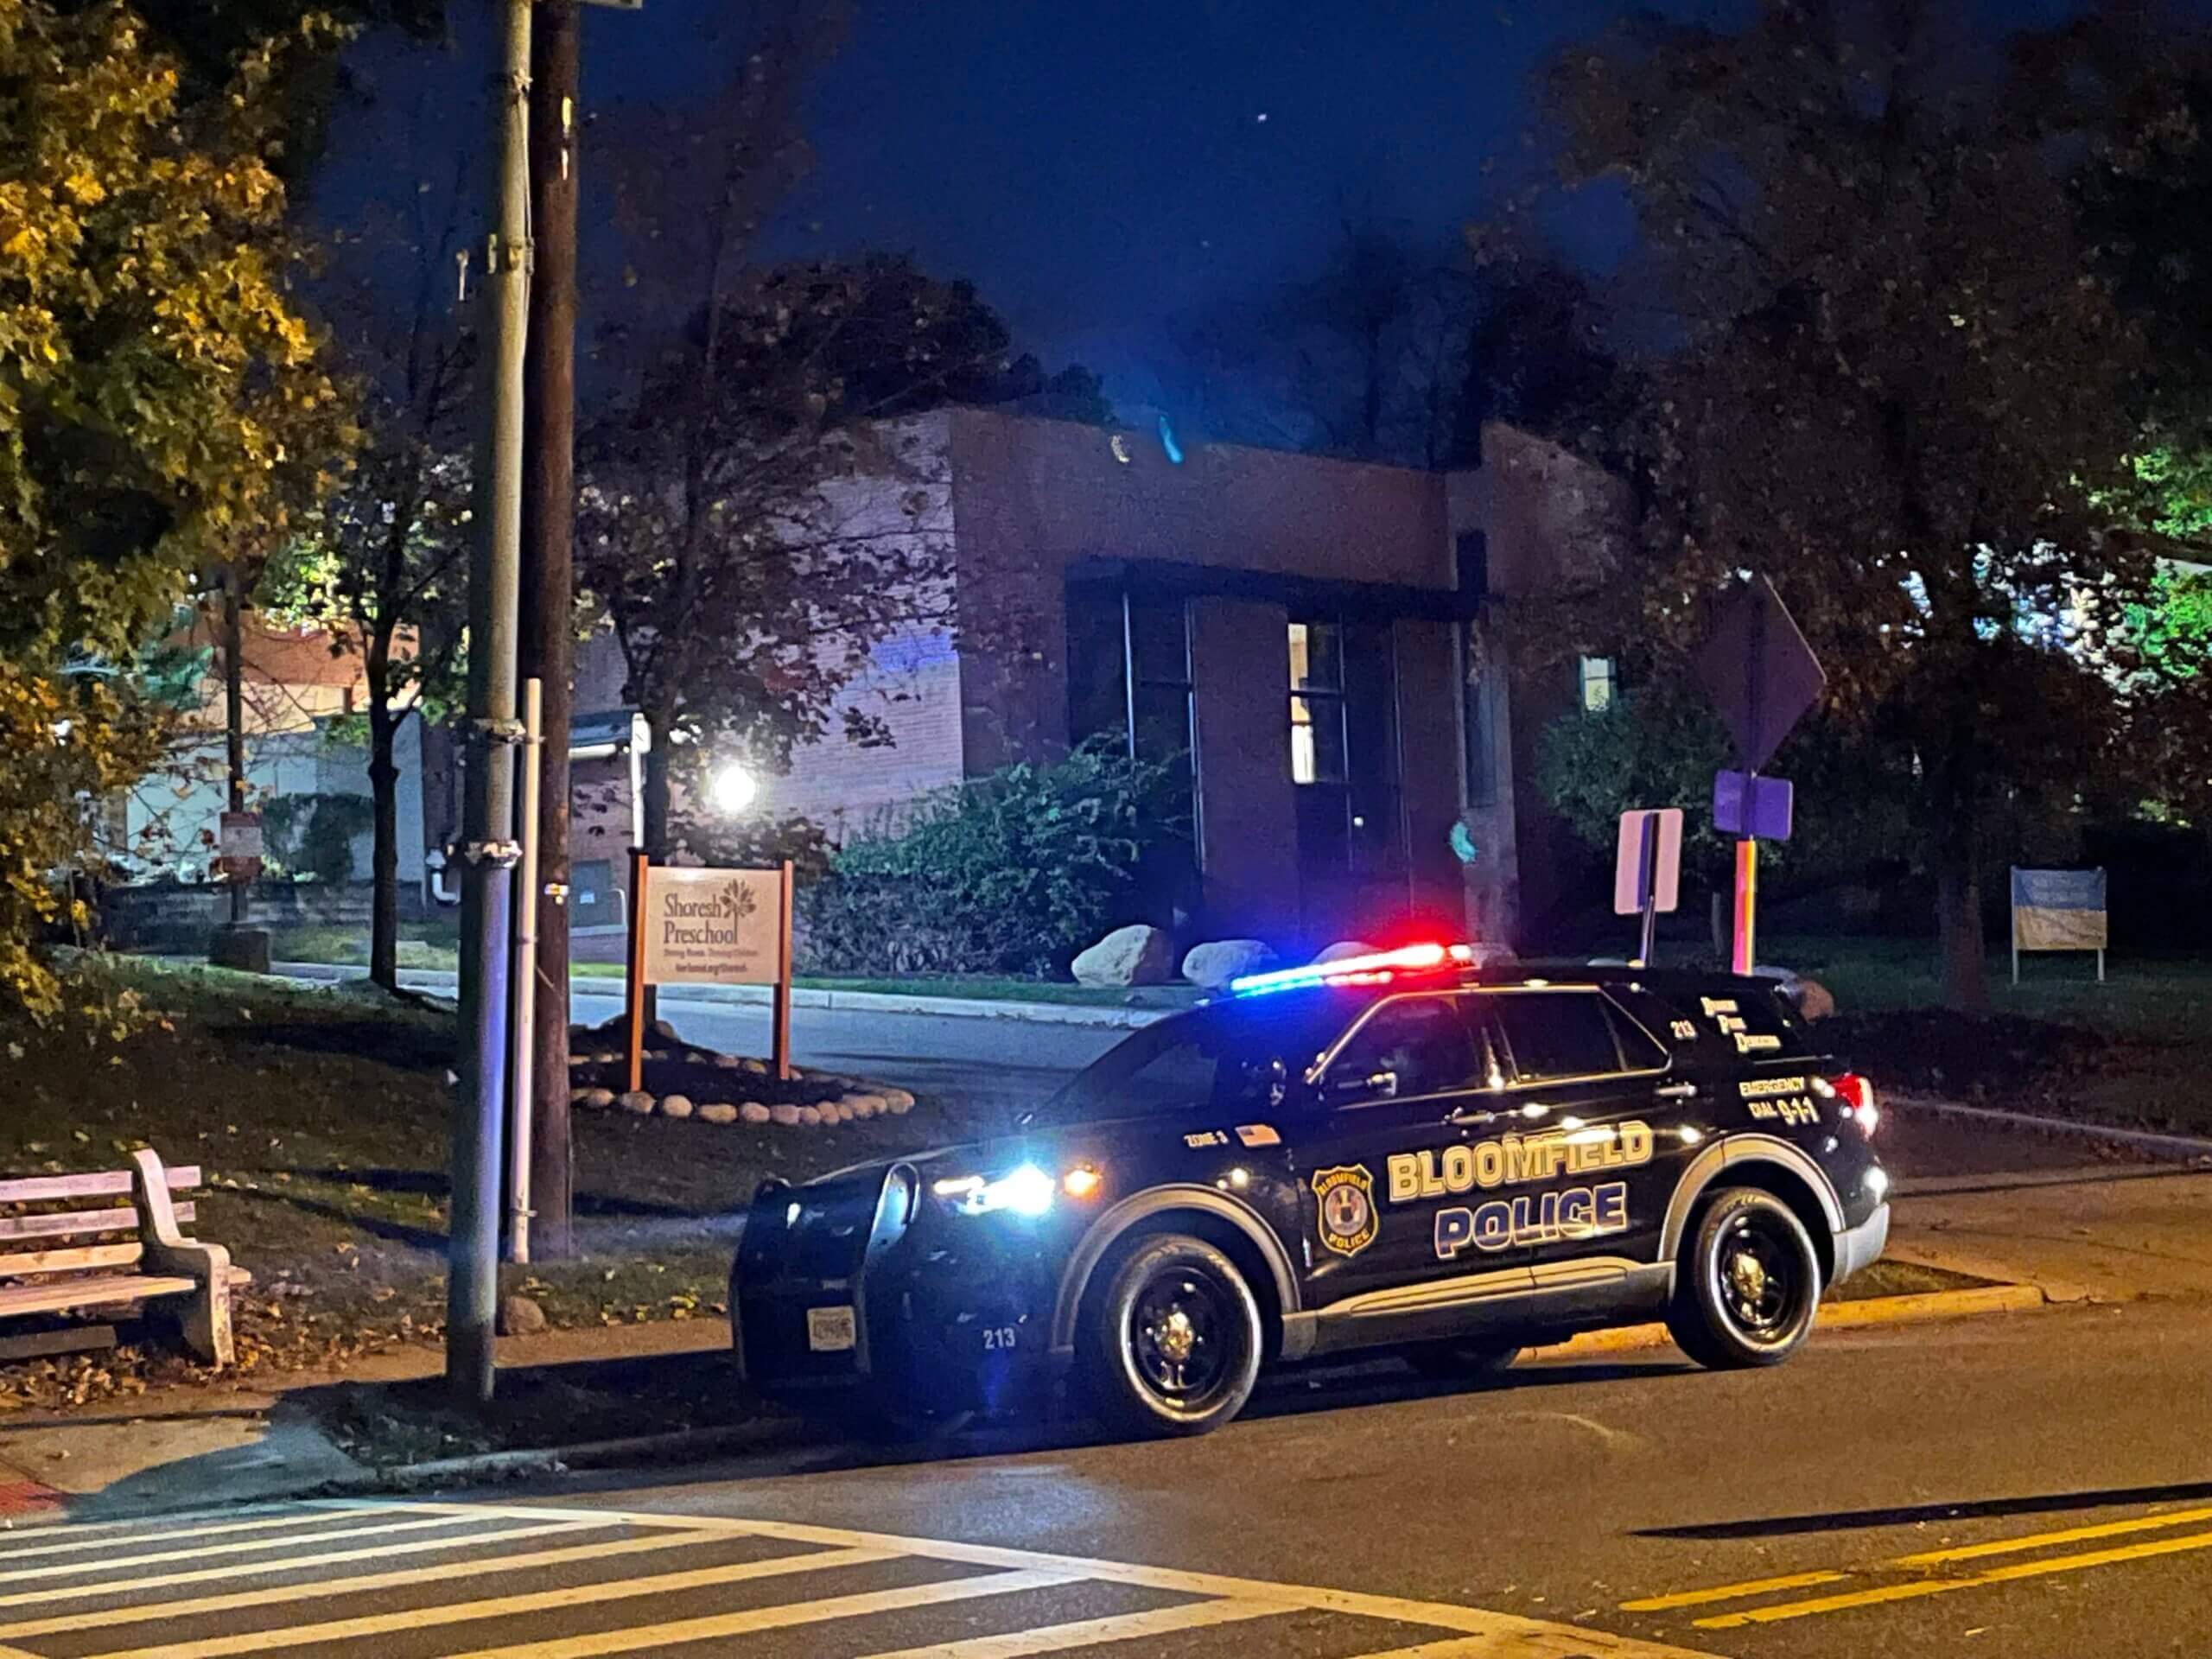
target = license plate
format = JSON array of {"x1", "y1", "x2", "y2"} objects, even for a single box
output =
[{"x1": 806, "y1": 1306, "x2": 856, "y2": 1353}]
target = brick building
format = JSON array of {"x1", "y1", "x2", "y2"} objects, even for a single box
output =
[{"x1": 559, "y1": 409, "x2": 1622, "y2": 957}]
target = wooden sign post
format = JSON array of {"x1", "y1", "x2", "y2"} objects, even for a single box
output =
[{"x1": 624, "y1": 857, "x2": 796, "y2": 1090}]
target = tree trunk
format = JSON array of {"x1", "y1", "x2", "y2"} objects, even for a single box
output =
[
  {"x1": 519, "y1": 0, "x2": 582, "y2": 1259},
  {"x1": 641, "y1": 707, "x2": 674, "y2": 861},
  {"x1": 1936, "y1": 841, "x2": 1990, "y2": 1014},
  {"x1": 366, "y1": 698, "x2": 402, "y2": 991}
]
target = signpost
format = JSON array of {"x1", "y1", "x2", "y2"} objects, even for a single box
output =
[
  {"x1": 1695, "y1": 578, "x2": 1825, "y2": 975},
  {"x1": 1614, "y1": 808, "x2": 1683, "y2": 965},
  {"x1": 625, "y1": 858, "x2": 796, "y2": 1090},
  {"x1": 2011, "y1": 868, "x2": 2108, "y2": 985}
]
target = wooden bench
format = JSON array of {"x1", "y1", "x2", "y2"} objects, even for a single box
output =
[{"x1": 0, "y1": 1150, "x2": 248, "y2": 1368}]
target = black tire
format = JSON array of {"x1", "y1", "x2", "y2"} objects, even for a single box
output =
[
  {"x1": 1078, "y1": 1234, "x2": 1263, "y2": 1438},
  {"x1": 1667, "y1": 1187, "x2": 1822, "y2": 1370},
  {"x1": 1404, "y1": 1341, "x2": 1522, "y2": 1382}
]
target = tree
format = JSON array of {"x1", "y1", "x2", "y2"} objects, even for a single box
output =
[
  {"x1": 1452, "y1": 244, "x2": 1630, "y2": 466},
  {"x1": 0, "y1": 0, "x2": 352, "y2": 1013},
  {"x1": 1539, "y1": 0, "x2": 2183, "y2": 1008},
  {"x1": 578, "y1": 254, "x2": 1038, "y2": 856},
  {"x1": 263, "y1": 80, "x2": 474, "y2": 989}
]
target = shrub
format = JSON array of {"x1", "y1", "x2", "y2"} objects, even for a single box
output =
[{"x1": 801, "y1": 739, "x2": 1189, "y2": 976}]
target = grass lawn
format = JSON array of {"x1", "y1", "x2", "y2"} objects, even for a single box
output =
[
  {"x1": 267, "y1": 922, "x2": 461, "y2": 972},
  {"x1": 1765, "y1": 933, "x2": 2212, "y2": 1135},
  {"x1": 0, "y1": 957, "x2": 988, "y2": 1410}
]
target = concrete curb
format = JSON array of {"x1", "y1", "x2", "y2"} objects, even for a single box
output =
[
  {"x1": 1891, "y1": 1094, "x2": 2212, "y2": 1162},
  {"x1": 348, "y1": 1418, "x2": 809, "y2": 1492},
  {"x1": 266, "y1": 962, "x2": 1177, "y2": 1031},
  {"x1": 1537, "y1": 1281, "x2": 2051, "y2": 1361}
]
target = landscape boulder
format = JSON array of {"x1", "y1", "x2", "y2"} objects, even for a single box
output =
[
  {"x1": 1071, "y1": 925, "x2": 1176, "y2": 988},
  {"x1": 658, "y1": 1094, "x2": 695, "y2": 1120},
  {"x1": 498, "y1": 1295, "x2": 548, "y2": 1338},
  {"x1": 696, "y1": 1103, "x2": 739, "y2": 1125},
  {"x1": 1180, "y1": 938, "x2": 1278, "y2": 991}
]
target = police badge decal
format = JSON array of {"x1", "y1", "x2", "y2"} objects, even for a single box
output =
[{"x1": 1310, "y1": 1165, "x2": 1379, "y2": 1258}]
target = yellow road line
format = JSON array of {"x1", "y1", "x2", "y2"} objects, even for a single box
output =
[
  {"x1": 86, "y1": 1543, "x2": 899, "y2": 1659},
  {"x1": 853, "y1": 1596, "x2": 1278, "y2": 1657},
  {"x1": 1620, "y1": 1570, "x2": 1848, "y2": 1611},
  {"x1": 0, "y1": 1520, "x2": 626, "y2": 1637},
  {"x1": 0, "y1": 1509, "x2": 368, "y2": 1564},
  {"x1": 0, "y1": 1510, "x2": 472, "y2": 1587},
  {"x1": 1891, "y1": 1504, "x2": 2212, "y2": 1567},
  {"x1": 1694, "y1": 1526, "x2": 2212, "y2": 1630},
  {"x1": 436, "y1": 1568, "x2": 1087, "y2": 1659},
  {"x1": 1344, "y1": 1642, "x2": 1580, "y2": 1659}
]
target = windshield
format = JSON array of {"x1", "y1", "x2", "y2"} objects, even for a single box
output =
[{"x1": 1021, "y1": 994, "x2": 1360, "y2": 1128}]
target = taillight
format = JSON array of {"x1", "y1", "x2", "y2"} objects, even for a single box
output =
[{"x1": 1831, "y1": 1073, "x2": 1878, "y2": 1135}]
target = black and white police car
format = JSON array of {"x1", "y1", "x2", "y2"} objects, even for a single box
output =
[{"x1": 731, "y1": 943, "x2": 1890, "y2": 1437}]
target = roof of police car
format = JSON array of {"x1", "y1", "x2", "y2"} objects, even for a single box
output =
[{"x1": 1200, "y1": 957, "x2": 1783, "y2": 1007}]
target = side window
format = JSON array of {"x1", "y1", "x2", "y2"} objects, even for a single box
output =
[
  {"x1": 1604, "y1": 1000, "x2": 1670, "y2": 1071},
  {"x1": 1327, "y1": 996, "x2": 1482, "y2": 1102},
  {"x1": 1490, "y1": 992, "x2": 1626, "y2": 1084}
]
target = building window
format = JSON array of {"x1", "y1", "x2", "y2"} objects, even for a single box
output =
[
  {"x1": 1578, "y1": 654, "x2": 1618, "y2": 714},
  {"x1": 1066, "y1": 586, "x2": 1198, "y2": 834},
  {"x1": 1288, "y1": 619, "x2": 1402, "y2": 875},
  {"x1": 1461, "y1": 626, "x2": 1497, "y2": 809}
]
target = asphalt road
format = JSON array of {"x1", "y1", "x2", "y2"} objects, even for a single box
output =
[
  {"x1": 10, "y1": 1300, "x2": 2210, "y2": 1657},
  {"x1": 570, "y1": 986, "x2": 1128, "y2": 1127}
]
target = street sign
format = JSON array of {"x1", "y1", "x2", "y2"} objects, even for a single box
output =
[
  {"x1": 1614, "y1": 809, "x2": 1682, "y2": 916},
  {"x1": 1713, "y1": 771, "x2": 1794, "y2": 841},
  {"x1": 1695, "y1": 577, "x2": 1826, "y2": 772},
  {"x1": 216, "y1": 810, "x2": 263, "y2": 882},
  {"x1": 625, "y1": 860, "x2": 797, "y2": 1088}
]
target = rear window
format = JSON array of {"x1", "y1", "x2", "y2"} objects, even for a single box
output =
[{"x1": 1489, "y1": 990, "x2": 1627, "y2": 1083}]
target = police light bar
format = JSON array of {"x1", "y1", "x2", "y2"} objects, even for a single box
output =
[{"x1": 1229, "y1": 942, "x2": 1474, "y2": 997}]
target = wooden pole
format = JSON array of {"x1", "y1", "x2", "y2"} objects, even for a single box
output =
[
  {"x1": 1732, "y1": 837, "x2": 1758, "y2": 976},
  {"x1": 520, "y1": 0, "x2": 580, "y2": 1259},
  {"x1": 625, "y1": 849, "x2": 650, "y2": 1095},
  {"x1": 773, "y1": 861, "x2": 795, "y2": 1081}
]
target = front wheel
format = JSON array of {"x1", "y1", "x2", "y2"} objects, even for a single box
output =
[
  {"x1": 1079, "y1": 1234, "x2": 1262, "y2": 1438},
  {"x1": 1667, "y1": 1188, "x2": 1821, "y2": 1369}
]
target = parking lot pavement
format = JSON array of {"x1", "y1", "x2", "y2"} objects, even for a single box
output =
[{"x1": 0, "y1": 1496, "x2": 1713, "y2": 1659}]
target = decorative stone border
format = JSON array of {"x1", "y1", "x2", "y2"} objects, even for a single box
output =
[{"x1": 565, "y1": 1037, "x2": 915, "y2": 1128}]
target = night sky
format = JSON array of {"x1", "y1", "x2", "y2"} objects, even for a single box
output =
[{"x1": 320, "y1": 0, "x2": 2081, "y2": 423}]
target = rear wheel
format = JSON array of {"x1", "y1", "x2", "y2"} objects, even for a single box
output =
[
  {"x1": 1403, "y1": 1341, "x2": 1522, "y2": 1382},
  {"x1": 1668, "y1": 1188, "x2": 1821, "y2": 1369},
  {"x1": 1079, "y1": 1234, "x2": 1262, "y2": 1438}
]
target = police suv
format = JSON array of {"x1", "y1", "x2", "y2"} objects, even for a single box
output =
[{"x1": 731, "y1": 944, "x2": 1890, "y2": 1438}]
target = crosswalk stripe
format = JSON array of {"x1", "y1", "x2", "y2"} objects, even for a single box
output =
[
  {"x1": 83, "y1": 1543, "x2": 899, "y2": 1658},
  {"x1": 435, "y1": 1568, "x2": 1090, "y2": 1659},
  {"x1": 0, "y1": 1502, "x2": 308, "y2": 1549},
  {"x1": 0, "y1": 1520, "x2": 624, "y2": 1637},
  {"x1": 0, "y1": 1509, "x2": 371, "y2": 1565},
  {"x1": 852, "y1": 1596, "x2": 1279, "y2": 1657},
  {"x1": 0, "y1": 1511, "x2": 472, "y2": 1588}
]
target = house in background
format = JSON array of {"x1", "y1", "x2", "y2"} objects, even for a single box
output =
[
  {"x1": 550, "y1": 408, "x2": 1624, "y2": 958},
  {"x1": 118, "y1": 610, "x2": 428, "y2": 890}
]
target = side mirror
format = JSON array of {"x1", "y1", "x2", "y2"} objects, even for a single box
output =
[{"x1": 1326, "y1": 1069, "x2": 1398, "y2": 1104}]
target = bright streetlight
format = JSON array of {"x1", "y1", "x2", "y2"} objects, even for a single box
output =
[{"x1": 709, "y1": 760, "x2": 759, "y2": 815}]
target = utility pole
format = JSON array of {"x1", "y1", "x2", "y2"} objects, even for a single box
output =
[
  {"x1": 519, "y1": 0, "x2": 581, "y2": 1261},
  {"x1": 221, "y1": 569, "x2": 247, "y2": 930},
  {"x1": 450, "y1": 0, "x2": 532, "y2": 1408}
]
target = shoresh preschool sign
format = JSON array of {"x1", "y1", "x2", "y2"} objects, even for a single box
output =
[{"x1": 640, "y1": 867, "x2": 787, "y2": 986}]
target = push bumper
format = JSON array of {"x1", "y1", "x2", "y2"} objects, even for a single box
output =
[{"x1": 1831, "y1": 1200, "x2": 1891, "y2": 1285}]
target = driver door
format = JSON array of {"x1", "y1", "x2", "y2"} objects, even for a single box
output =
[{"x1": 1291, "y1": 992, "x2": 1497, "y2": 1308}]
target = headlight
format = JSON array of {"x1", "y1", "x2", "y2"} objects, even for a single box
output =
[{"x1": 932, "y1": 1163, "x2": 1057, "y2": 1217}]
